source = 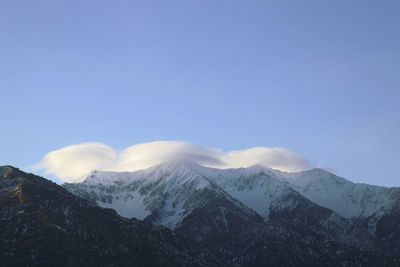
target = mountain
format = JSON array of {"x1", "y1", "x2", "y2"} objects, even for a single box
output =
[
  {"x1": 0, "y1": 165, "x2": 225, "y2": 267},
  {"x1": 64, "y1": 162, "x2": 400, "y2": 266},
  {"x1": 64, "y1": 163, "x2": 396, "y2": 235},
  {"x1": 280, "y1": 168, "x2": 400, "y2": 256},
  {"x1": 65, "y1": 162, "x2": 262, "y2": 228},
  {"x1": 280, "y1": 168, "x2": 400, "y2": 229},
  {"x1": 65, "y1": 162, "x2": 261, "y2": 230}
]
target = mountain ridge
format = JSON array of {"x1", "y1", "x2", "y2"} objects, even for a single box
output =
[
  {"x1": 63, "y1": 162, "x2": 400, "y2": 254},
  {"x1": 0, "y1": 165, "x2": 225, "y2": 267},
  {"x1": 66, "y1": 162, "x2": 400, "y2": 223},
  {"x1": 2, "y1": 164, "x2": 400, "y2": 266}
]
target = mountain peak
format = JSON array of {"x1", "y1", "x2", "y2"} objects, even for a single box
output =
[
  {"x1": 246, "y1": 163, "x2": 275, "y2": 173},
  {"x1": 0, "y1": 165, "x2": 21, "y2": 179},
  {"x1": 1, "y1": 165, "x2": 224, "y2": 267},
  {"x1": 307, "y1": 167, "x2": 333, "y2": 174},
  {"x1": 292, "y1": 167, "x2": 340, "y2": 181},
  {"x1": 142, "y1": 160, "x2": 205, "y2": 178},
  {"x1": 155, "y1": 160, "x2": 197, "y2": 169},
  {"x1": 79, "y1": 160, "x2": 208, "y2": 186}
]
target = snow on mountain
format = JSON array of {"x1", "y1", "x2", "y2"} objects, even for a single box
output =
[
  {"x1": 65, "y1": 161, "x2": 258, "y2": 229},
  {"x1": 68, "y1": 162, "x2": 304, "y2": 222},
  {"x1": 279, "y1": 168, "x2": 400, "y2": 220},
  {"x1": 0, "y1": 165, "x2": 225, "y2": 267},
  {"x1": 64, "y1": 162, "x2": 400, "y2": 236},
  {"x1": 190, "y1": 164, "x2": 297, "y2": 219}
]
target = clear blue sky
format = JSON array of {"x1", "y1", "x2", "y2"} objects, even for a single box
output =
[{"x1": 1, "y1": 0, "x2": 399, "y2": 186}]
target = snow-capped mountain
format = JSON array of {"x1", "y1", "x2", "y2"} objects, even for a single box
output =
[
  {"x1": 189, "y1": 164, "x2": 295, "y2": 220},
  {"x1": 64, "y1": 162, "x2": 316, "y2": 228},
  {"x1": 4, "y1": 164, "x2": 398, "y2": 266},
  {"x1": 280, "y1": 168, "x2": 400, "y2": 219},
  {"x1": 65, "y1": 162, "x2": 400, "y2": 230},
  {"x1": 64, "y1": 162, "x2": 259, "y2": 229},
  {"x1": 0, "y1": 165, "x2": 224, "y2": 267},
  {"x1": 63, "y1": 161, "x2": 400, "y2": 265}
]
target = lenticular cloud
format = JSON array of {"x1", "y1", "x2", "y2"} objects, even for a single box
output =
[{"x1": 34, "y1": 141, "x2": 311, "y2": 182}]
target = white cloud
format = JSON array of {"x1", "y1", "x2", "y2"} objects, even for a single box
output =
[
  {"x1": 223, "y1": 147, "x2": 310, "y2": 172},
  {"x1": 34, "y1": 143, "x2": 117, "y2": 182},
  {"x1": 113, "y1": 141, "x2": 224, "y2": 171},
  {"x1": 35, "y1": 141, "x2": 312, "y2": 182}
]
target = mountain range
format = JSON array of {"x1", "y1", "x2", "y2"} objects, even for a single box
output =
[
  {"x1": 64, "y1": 161, "x2": 400, "y2": 266},
  {"x1": 2, "y1": 162, "x2": 400, "y2": 266},
  {"x1": 0, "y1": 165, "x2": 223, "y2": 267}
]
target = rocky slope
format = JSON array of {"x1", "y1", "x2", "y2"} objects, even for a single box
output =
[
  {"x1": 0, "y1": 166, "x2": 224, "y2": 267},
  {"x1": 64, "y1": 162, "x2": 400, "y2": 266}
]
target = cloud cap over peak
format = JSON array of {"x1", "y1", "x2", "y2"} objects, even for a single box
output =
[{"x1": 35, "y1": 141, "x2": 312, "y2": 182}]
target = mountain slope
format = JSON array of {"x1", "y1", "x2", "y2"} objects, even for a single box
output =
[
  {"x1": 375, "y1": 200, "x2": 400, "y2": 254},
  {"x1": 186, "y1": 164, "x2": 375, "y2": 247},
  {"x1": 0, "y1": 166, "x2": 224, "y2": 267},
  {"x1": 65, "y1": 163, "x2": 377, "y2": 245},
  {"x1": 63, "y1": 162, "x2": 400, "y2": 266},
  {"x1": 65, "y1": 162, "x2": 260, "y2": 229},
  {"x1": 281, "y1": 168, "x2": 400, "y2": 218}
]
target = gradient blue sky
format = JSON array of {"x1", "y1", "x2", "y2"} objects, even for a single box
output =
[{"x1": 1, "y1": 0, "x2": 399, "y2": 186}]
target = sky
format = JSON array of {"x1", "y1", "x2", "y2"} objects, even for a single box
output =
[{"x1": 0, "y1": 0, "x2": 399, "y2": 186}]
